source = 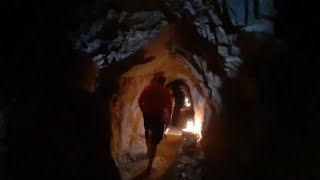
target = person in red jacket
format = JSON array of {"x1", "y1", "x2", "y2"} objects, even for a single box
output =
[{"x1": 139, "y1": 74, "x2": 172, "y2": 175}]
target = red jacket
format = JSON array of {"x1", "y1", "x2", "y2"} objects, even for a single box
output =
[{"x1": 139, "y1": 84, "x2": 172, "y2": 119}]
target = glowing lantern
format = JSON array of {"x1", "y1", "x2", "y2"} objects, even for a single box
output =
[
  {"x1": 182, "y1": 120, "x2": 196, "y2": 133},
  {"x1": 182, "y1": 117, "x2": 202, "y2": 142}
]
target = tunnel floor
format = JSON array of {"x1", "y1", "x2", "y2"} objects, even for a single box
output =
[{"x1": 119, "y1": 132, "x2": 182, "y2": 180}]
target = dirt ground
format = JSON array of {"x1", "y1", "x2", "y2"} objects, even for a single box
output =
[{"x1": 119, "y1": 127, "x2": 183, "y2": 180}]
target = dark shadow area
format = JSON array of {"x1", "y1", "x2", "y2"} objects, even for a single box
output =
[
  {"x1": 1, "y1": 0, "x2": 122, "y2": 179},
  {"x1": 203, "y1": 1, "x2": 320, "y2": 180}
]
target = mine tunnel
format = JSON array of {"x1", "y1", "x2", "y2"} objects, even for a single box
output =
[{"x1": 2, "y1": 0, "x2": 320, "y2": 180}]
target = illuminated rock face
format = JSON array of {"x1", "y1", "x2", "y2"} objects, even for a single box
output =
[
  {"x1": 109, "y1": 28, "x2": 220, "y2": 163},
  {"x1": 110, "y1": 52, "x2": 213, "y2": 164}
]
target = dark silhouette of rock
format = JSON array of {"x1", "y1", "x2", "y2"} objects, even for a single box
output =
[
  {"x1": 215, "y1": 27, "x2": 230, "y2": 45},
  {"x1": 208, "y1": 9, "x2": 223, "y2": 26}
]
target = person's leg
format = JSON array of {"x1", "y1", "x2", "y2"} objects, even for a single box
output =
[
  {"x1": 144, "y1": 115, "x2": 152, "y2": 159},
  {"x1": 145, "y1": 128, "x2": 151, "y2": 157},
  {"x1": 146, "y1": 142, "x2": 156, "y2": 175},
  {"x1": 146, "y1": 124, "x2": 165, "y2": 174}
]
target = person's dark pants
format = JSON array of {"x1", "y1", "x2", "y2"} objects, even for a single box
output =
[{"x1": 143, "y1": 114, "x2": 164, "y2": 159}]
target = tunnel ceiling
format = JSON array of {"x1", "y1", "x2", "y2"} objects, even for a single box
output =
[{"x1": 72, "y1": 0, "x2": 276, "y2": 79}]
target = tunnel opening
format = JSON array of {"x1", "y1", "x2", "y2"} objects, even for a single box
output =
[{"x1": 164, "y1": 79, "x2": 196, "y2": 138}]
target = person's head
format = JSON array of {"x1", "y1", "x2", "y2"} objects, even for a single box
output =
[{"x1": 156, "y1": 75, "x2": 166, "y2": 87}]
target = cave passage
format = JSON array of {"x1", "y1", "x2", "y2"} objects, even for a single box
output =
[
  {"x1": 166, "y1": 80, "x2": 195, "y2": 135},
  {"x1": 110, "y1": 56, "x2": 209, "y2": 179}
]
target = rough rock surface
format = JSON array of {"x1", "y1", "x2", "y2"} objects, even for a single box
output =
[
  {"x1": 72, "y1": 0, "x2": 276, "y2": 80},
  {"x1": 111, "y1": 52, "x2": 210, "y2": 164},
  {"x1": 73, "y1": 9, "x2": 168, "y2": 63}
]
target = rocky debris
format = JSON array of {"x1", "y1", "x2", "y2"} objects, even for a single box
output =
[
  {"x1": 73, "y1": 9, "x2": 167, "y2": 65},
  {"x1": 205, "y1": 25, "x2": 215, "y2": 43},
  {"x1": 194, "y1": 0, "x2": 206, "y2": 10},
  {"x1": 225, "y1": 56, "x2": 243, "y2": 64},
  {"x1": 208, "y1": 9, "x2": 222, "y2": 26},
  {"x1": 106, "y1": 9, "x2": 120, "y2": 21},
  {"x1": 88, "y1": 19, "x2": 105, "y2": 37},
  {"x1": 228, "y1": 34, "x2": 238, "y2": 44},
  {"x1": 211, "y1": 87, "x2": 222, "y2": 107},
  {"x1": 225, "y1": 68, "x2": 238, "y2": 78},
  {"x1": 118, "y1": 11, "x2": 128, "y2": 23},
  {"x1": 162, "y1": 0, "x2": 273, "y2": 79},
  {"x1": 175, "y1": 131, "x2": 205, "y2": 179},
  {"x1": 83, "y1": 39, "x2": 104, "y2": 54},
  {"x1": 197, "y1": 26, "x2": 207, "y2": 39},
  {"x1": 222, "y1": 55, "x2": 243, "y2": 78},
  {"x1": 108, "y1": 34, "x2": 124, "y2": 50},
  {"x1": 207, "y1": 72, "x2": 222, "y2": 106},
  {"x1": 225, "y1": 61, "x2": 238, "y2": 71},
  {"x1": 180, "y1": 155, "x2": 199, "y2": 167},
  {"x1": 215, "y1": 27, "x2": 229, "y2": 45},
  {"x1": 73, "y1": 0, "x2": 275, "y2": 79},
  {"x1": 144, "y1": 11, "x2": 163, "y2": 27},
  {"x1": 193, "y1": 54, "x2": 207, "y2": 72},
  {"x1": 175, "y1": 149, "x2": 204, "y2": 180},
  {"x1": 218, "y1": 45, "x2": 229, "y2": 57},
  {"x1": 107, "y1": 51, "x2": 117, "y2": 63},
  {"x1": 194, "y1": 16, "x2": 217, "y2": 44},
  {"x1": 129, "y1": 11, "x2": 153, "y2": 24},
  {"x1": 197, "y1": 16, "x2": 210, "y2": 24},
  {"x1": 131, "y1": 24, "x2": 148, "y2": 31},
  {"x1": 192, "y1": 54, "x2": 223, "y2": 107},
  {"x1": 92, "y1": 54, "x2": 105, "y2": 67},
  {"x1": 212, "y1": 75, "x2": 222, "y2": 89},
  {"x1": 215, "y1": 0, "x2": 223, "y2": 12},
  {"x1": 183, "y1": 1, "x2": 196, "y2": 16},
  {"x1": 229, "y1": 45, "x2": 241, "y2": 55},
  {"x1": 224, "y1": 56, "x2": 243, "y2": 78}
]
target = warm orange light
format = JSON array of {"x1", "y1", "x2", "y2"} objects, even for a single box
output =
[
  {"x1": 164, "y1": 127, "x2": 170, "y2": 134},
  {"x1": 182, "y1": 120, "x2": 196, "y2": 132},
  {"x1": 182, "y1": 118, "x2": 202, "y2": 141}
]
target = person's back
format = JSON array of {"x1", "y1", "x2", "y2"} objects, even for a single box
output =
[{"x1": 139, "y1": 84, "x2": 172, "y2": 118}]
